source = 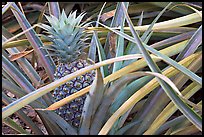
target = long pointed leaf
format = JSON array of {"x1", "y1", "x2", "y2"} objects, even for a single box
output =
[
  {"x1": 2, "y1": 55, "x2": 35, "y2": 93},
  {"x1": 48, "y1": 2, "x2": 60, "y2": 19},
  {"x1": 133, "y1": 53, "x2": 202, "y2": 134},
  {"x1": 79, "y1": 69, "x2": 104, "y2": 135},
  {"x1": 87, "y1": 11, "x2": 202, "y2": 32},
  {"x1": 141, "y1": 2, "x2": 172, "y2": 41},
  {"x1": 3, "y1": 117, "x2": 30, "y2": 134},
  {"x1": 121, "y1": 2, "x2": 202, "y2": 131},
  {"x1": 176, "y1": 25, "x2": 202, "y2": 61},
  {"x1": 115, "y1": 120, "x2": 142, "y2": 135},
  {"x1": 98, "y1": 3, "x2": 202, "y2": 134},
  {"x1": 2, "y1": 29, "x2": 42, "y2": 88},
  {"x1": 91, "y1": 73, "x2": 142, "y2": 134},
  {"x1": 93, "y1": 32, "x2": 109, "y2": 77},
  {"x1": 10, "y1": 3, "x2": 55, "y2": 81},
  {"x1": 122, "y1": 11, "x2": 143, "y2": 67},
  {"x1": 2, "y1": 92, "x2": 43, "y2": 135},
  {"x1": 98, "y1": 20, "x2": 202, "y2": 85},
  {"x1": 97, "y1": 52, "x2": 199, "y2": 134},
  {"x1": 36, "y1": 110, "x2": 77, "y2": 135},
  {"x1": 2, "y1": 54, "x2": 143, "y2": 119},
  {"x1": 87, "y1": 2, "x2": 107, "y2": 62},
  {"x1": 112, "y1": 2, "x2": 129, "y2": 73},
  {"x1": 150, "y1": 30, "x2": 195, "y2": 49},
  {"x1": 144, "y1": 82, "x2": 202, "y2": 134}
]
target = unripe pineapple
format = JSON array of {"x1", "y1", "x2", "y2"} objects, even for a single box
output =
[{"x1": 41, "y1": 10, "x2": 95, "y2": 128}]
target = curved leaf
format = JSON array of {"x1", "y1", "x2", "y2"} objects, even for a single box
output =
[
  {"x1": 98, "y1": 51, "x2": 200, "y2": 134},
  {"x1": 122, "y1": 2, "x2": 202, "y2": 131}
]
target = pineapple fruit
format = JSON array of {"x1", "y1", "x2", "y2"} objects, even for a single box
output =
[{"x1": 41, "y1": 10, "x2": 95, "y2": 128}]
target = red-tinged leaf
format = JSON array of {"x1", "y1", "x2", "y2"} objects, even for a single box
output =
[
  {"x1": 109, "y1": 32, "x2": 117, "y2": 57},
  {"x1": 9, "y1": 49, "x2": 34, "y2": 61},
  {"x1": 100, "y1": 9, "x2": 116, "y2": 22}
]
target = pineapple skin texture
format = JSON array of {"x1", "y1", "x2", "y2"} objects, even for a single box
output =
[{"x1": 53, "y1": 60, "x2": 95, "y2": 128}]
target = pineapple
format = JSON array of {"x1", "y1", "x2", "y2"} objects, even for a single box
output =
[{"x1": 41, "y1": 10, "x2": 95, "y2": 128}]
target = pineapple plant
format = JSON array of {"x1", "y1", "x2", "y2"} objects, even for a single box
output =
[
  {"x1": 40, "y1": 10, "x2": 95, "y2": 128},
  {"x1": 2, "y1": 2, "x2": 202, "y2": 135}
]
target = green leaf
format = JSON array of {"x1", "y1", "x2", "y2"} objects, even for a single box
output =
[
  {"x1": 151, "y1": 30, "x2": 195, "y2": 49},
  {"x1": 2, "y1": 53, "x2": 143, "y2": 119},
  {"x1": 2, "y1": 78, "x2": 45, "y2": 108},
  {"x1": 10, "y1": 3, "x2": 55, "y2": 81},
  {"x1": 109, "y1": 76, "x2": 153, "y2": 135},
  {"x1": 144, "y1": 44, "x2": 202, "y2": 85},
  {"x1": 121, "y1": 2, "x2": 202, "y2": 131},
  {"x1": 2, "y1": 30, "x2": 42, "y2": 88},
  {"x1": 155, "y1": 115, "x2": 187, "y2": 135},
  {"x1": 144, "y1": 81, "x2": 202, "y2": 135},
  {"x1": 141, "y1": 2, "x2": 172, "y2": 41},
  {"x1": 2, "y1": 55, "x2": 47, "y2": 106},
  {"x1": 109, "y1": 76, "x2": 153, "y2": 115},
  {"x1": 175, "y1": 25, "x2": 202, "y2": 61},
  {"x1": 2, "y1": 78, "x2": 25, "y2": 98},
  {"x1": 96, "y1": 3, "x2": 202, "y2": 134},
  {"x1": 90, "y1": 74, "x2": 140, "y2": 134},
  {"x1": 91, "y1": 11, "x2": 201, "y2": 33},
  {"x1": 88, "y1": 35, "x2": 97, "y2": 62},
  {"x1": 88, "y1": 3, "x2": 107, "y2": 66},
  {"x1": 115, "y1": 120, "x2": 142, "y2": 135},
  {"x1": 122, "y1": 41, "x2": 140, "y2": 67},
  {"x1": 36, "y1": 110, "x2": 77, "y2": 135},
  {"x1": 170, "y1": 125, "x2": 200, "y2": 135},
  {"x1": 94, "y1": 32, "x2": 109, "y2": 77},
  {"x1": 126, "y1": 3, "x2": 197, "y2": 134},
  {"x1": 132, "y1": 53, "x2": 202, "y2": 135},
  {"x1": 112, "y1": 2, "x2": 129, "y2": 73},
  {"x1": 3, "y1": 117, "x2": 30, "y2": 134},
  {"x1": 2, "y1": 55, "x2": 35, "y2": 93},
  {"x1": 122, "y1": 11, "x2": 143, "y2": 67},
  {"x1": 2, "y1": 68, "x2": 17, "y2": 86},
  {"x1": 112, "y1": 24, "x2": 125, "y2": 72},
  {"x1": 79, "y1": 69, "x2": 104, "y2": 135},
  {"x1": 136, "y1": 11, "x2": 144, "y2": 35},
  {"x1": 144, "y1": 31, "x2": 153, "y2": 44},
  {"x1": 98, "y1": 21, "x2": 202, "y2": 86},
  {"x1": 2, "y1": 92, "x2": 43, "y2": 135}
]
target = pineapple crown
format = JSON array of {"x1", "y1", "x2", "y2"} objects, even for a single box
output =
[{"x1": 41, "y1": 10, "x2": 88, "y2": 64}]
